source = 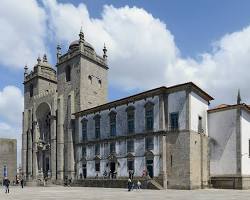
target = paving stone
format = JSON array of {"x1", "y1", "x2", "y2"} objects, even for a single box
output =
[{"x1": 1, "y1": 186, "x2": 250, "y2": 200}]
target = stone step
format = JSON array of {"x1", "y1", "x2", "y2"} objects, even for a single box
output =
[{"x1": 72, "y1": 178, "x2": 164, "y2": 190}]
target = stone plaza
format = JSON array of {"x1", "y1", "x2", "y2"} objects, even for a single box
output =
[{"x1": 2, "y1": 186, "x2": 250, "y2": 200}]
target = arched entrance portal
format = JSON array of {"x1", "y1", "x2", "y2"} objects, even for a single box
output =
[
  {"x1": 36, "y1": 102, "x2": 51, "y2": 179},
  {"x1": 107, "y1": 154, "x2": 118, "y2": 179},
  {"x1": 145, "y1": 151, "x2": 154, "y2": 178}
]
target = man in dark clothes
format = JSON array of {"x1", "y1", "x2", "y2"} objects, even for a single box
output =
[
  {"x1": 20, "y1": 178, "x2": 24, "y2": 188},
  {"x1": 3, "y1": 177, "x2": 10, "y2": 193}
]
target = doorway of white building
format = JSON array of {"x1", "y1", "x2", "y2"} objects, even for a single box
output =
[{"x1": 146, "y1": 159, "x2": 154, "y2": 178}]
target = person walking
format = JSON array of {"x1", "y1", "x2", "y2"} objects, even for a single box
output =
[
  {"x1": 3, "y1": 177, "x2": 10, "y2": 194},
  {"x1": 127, "y1": 178, "x2": 132, "y2": 192},
  {"x1": 20, "y1": 178, "x2": 24, "y2": 188},
  {"x1": 137, "y1": 180, "x2": 141, "y2": 190}
]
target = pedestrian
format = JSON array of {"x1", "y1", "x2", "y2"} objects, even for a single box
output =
[
  {"x1": 64, "y1": 177, "x2": 68, "y2": 186},
  {"x1": 137, "y1": 180, "x2": 141, "y2": 190},
  {"x1": 20, "y1": 178, "x2": 24, "y2": 188},
  {"x1": 131, "y1": 170, "x2": 134, "y2": 180},
  {"x1": 68, "y1": 177, "x2": 72, "y2": 186},
  {"x1": 3, "y1": 177, "x2": 10, "y2": 194},
  {"x1": 127, "y1": 178, "x2": 132, "y2": 192}
]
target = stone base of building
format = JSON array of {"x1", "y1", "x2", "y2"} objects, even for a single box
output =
[
  {"x1": 25, "y1": 179, "x2": 54, "y2": 187},
  {"x1": 73, "y1": 177, "x2": 163, "y2": 190},
  {"x1": 210, "y1": 176, "x2": 250, "y2": 189}
]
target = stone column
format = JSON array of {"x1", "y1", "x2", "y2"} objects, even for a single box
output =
[
  {"x1": 32, "y1": 119, "x2": 38, "y2": 179},
  {"x1": 27, "y1": 129, "x2": 33, "y2": 180},
  {"x1": 159, "y1": 94, "x2": 167, "y2": 188},
  {"x1": 50, "y1": 106, "x2": 57, "y2": 181},
  {"x1": 22, "y1": 110, "x2": 28, "y2": 179},
  {"x1": 57, "y1": 97, "x2": 64, "y2": 181},
  {"x1": 67, "y1": 94, "x2": 75, "y2": 179},
  {"x1": 67, "y1": 120, "x2": 75, "y2": 179}
]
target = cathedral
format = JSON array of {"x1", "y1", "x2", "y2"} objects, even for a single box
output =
[
  {"x1": 22, "y1": 29, "x2": 250, "y2": 189},
  {"x1": 22, "y1": 29, "x2": 108, "y2": 183}
]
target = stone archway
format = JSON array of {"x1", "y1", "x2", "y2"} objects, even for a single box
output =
[
  {"x1": 36, "y1": 102, "x2": 52, "y2": 179},
  {"x1": 145, "y1": 151, "x2": 154, "y2": 178}
]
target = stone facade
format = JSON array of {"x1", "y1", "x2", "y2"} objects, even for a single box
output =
[
  {"x1": 22, "y1": 30, "x2": 108, "y2": 183},
  {"x1": 74, "y1": 83, "x2": 213, "y2": 189},
  {"x1": 0, "y1": 138, "x2": 17, "y2": 183},
  {"x1": 22, "y1": 28, "x2": 214, "y2": 189}
]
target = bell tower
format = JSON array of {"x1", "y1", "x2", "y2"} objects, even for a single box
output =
[
  {"x1": 56, "y1": 28, "x2": 108, "y2": 179},
  {"x1": 22, "y1": 55, "x2": 57, "y2": 181}
]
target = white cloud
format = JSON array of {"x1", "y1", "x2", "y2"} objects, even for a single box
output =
[
  {"x1": 0, "y1": 0, "x2": 47, "y2": 69},
  {"x1": 0, "y1": 86, "x2": 23, "y2": 165},
  {"x1": 0, "y1": 86, "x2": 24, "y2": 125},
  {"x1": 42, "y1": 0, "x2": 250, "y2": 105},
  {"x1": 1, "y1": 0, "x2": 250, "y2": 164}
]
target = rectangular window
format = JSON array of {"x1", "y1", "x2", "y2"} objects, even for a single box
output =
[
  {"x1": 95, "y1": 117, "x2": 100, "y2": 139},
  {"x1": 81, "y1": 120, "x2": 87, "y2": 141},
  {"x1": 82, "y1": 147, "x2": 86, "y2": 158},
  {"x1": 127, "y1": 112, "x2": 135, "y2": 134},
  {"x1": 127, "y1": 140, "x2": 134, "y2": 153},
  {"x1": 110, "y1": 113, "x2": 116, "y2": 137},
  {"x1": 170, "y1": 112, "x2": 179, "y2": 130},
  {"x1": 127, "y1": 160, "x2": 134, "y2": 170},
  {"x1": 110, "y1": 123, "x2": 116, "y2": 137},
  {"x1": 95, "y1": 162, "x2": 100, "y2": 172},
  {"x1": 146, "y1": 137, "x2": 154, "y2": 150},
  {"x1": 146, "y1": 109, "x2": 154, "y2": 131},
  {"x1": 110, "y1": 142, "x2": 116, "y2": 154},
  {"x1": 95, "y1": 144, "x2": 100, "y2": 156}
]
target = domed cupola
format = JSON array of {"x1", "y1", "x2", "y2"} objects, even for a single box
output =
[{"x1": 68, "y1": 40, "x2": 95, "y2": 53}]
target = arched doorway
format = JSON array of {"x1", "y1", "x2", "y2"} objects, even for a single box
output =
[
  {"x1": 107, "y1": 154, "x2": 118, "y2": 179},
  {"x1": 145, "y1": 151, "x2": 154, "y2": 178},
  {"x1": 36, "y1": 102, "x2": 51, "y2": 179}
]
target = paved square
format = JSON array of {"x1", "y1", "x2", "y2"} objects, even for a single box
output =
[{"x1": 1, "y1": 186, "x2": 250, "y2": 200}]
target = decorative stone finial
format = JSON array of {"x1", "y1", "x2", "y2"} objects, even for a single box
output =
[
  {"x1": 79, "y1": 26, "x2": 84, "y2": 42},
  {"x1": 56, "y1": 44, "x2": 62, "y2": 63},
  {"x1": 43, "y1": 54, "x2": 48, "y2": 63},
  {"x1": 103, "y1": 43, "x2": 107, "y2": 60},
  {"x1": 24, "y1": 64, "x2": 28, "y2": 78},
  {"x1": 237, "y1": 89, "x2": 241, "y2": 104},
  {"x1": 37, "y1": 56, "x2": 41, "y2": 64}
]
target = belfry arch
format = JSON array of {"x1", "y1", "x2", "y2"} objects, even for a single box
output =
[{"x1": 35, "y1": 102, "x2": 52, "y2": 179}]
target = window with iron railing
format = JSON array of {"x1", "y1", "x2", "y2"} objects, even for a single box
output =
[
  {"x1": 94, "y1": 115, "x2": 101, "y2": 139},
  {"x1": 81, "y1": 119, "x2": 87, "y2": 141},
  {"x1": 109, "y1": 111, "x2": 116, "y2": 137},
  {"x1": 146, "y1": 137, "x2": 154, "y2": 151},
  {"x1": 126, "y1": 106, "x2": 135, "y2": 134},
  {"x1": 110, "y1": 142, "x2": 116, "y2": 154},
  {"x1": 127, "y1": 140, "x2": 134, "y2": 153},
  {"x1": 95, "y1": 144, "x2": 100, "y2": 156},
  {"x1": 170, "y1": 112, "x2": 179, "y2": 130},
  {"x1": 145, "y1": 102, "x2": 154, "y2": 131},
  {"x1": 82, "y1": 146, "x2": 86, "y2": 158}
]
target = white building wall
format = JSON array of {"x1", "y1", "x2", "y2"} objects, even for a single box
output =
[
  {"x1": 168, "y1": 91, "x2": 186, "y2": 130},
  {"x1": 241, "y1": 110, "x2": 250, "y2": 175},
  {"x1": 79, "y1": 96, "x2": 159, "y2": 138},
  {"x1": 190, "y1": 91, "x2": 209, "y2": 134},
  {"x1": 76, "y1": 95, "x2": 161, "y2": 178},
  {"x1": 209, "y1": 109, "x2": 237, "y2": 175}
]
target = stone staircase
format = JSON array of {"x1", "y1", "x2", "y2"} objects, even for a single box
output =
[
  {"x1": 72, "y1": 177, "x2": 164, "y2": 190},
  {"x1": 25, "y1": 179, "x2": 54, "y2": 187}
]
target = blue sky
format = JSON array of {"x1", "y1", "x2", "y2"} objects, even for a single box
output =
[
  {"x1": 1, "y1": 0, "x2": 250, "y2": 99},
  {"x1": 1, "y1": 0, "x2": 250, "y2": 163}
]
